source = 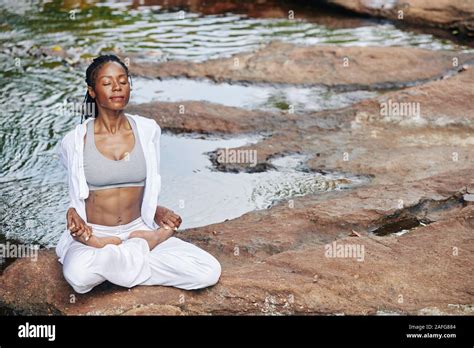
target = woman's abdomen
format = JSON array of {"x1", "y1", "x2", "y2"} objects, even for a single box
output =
[{"x1": 85, "y1": 186, "x2": 145, "y2": 226}]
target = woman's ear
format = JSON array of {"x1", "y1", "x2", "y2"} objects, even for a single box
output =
[{"x1": 87, "y1": 86, "x2": 96, "y2": 99}]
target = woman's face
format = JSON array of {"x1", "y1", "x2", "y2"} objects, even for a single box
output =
[{"x1": 87, "y1": 61, "x2": 131, "y2": 113}]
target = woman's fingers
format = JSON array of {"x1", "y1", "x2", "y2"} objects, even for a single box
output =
[
  {"x1": 169, "y1": 212, "x2": 182, "y2": 226},
  {"x1": 157, "y1": 208, "x2": 182, "y2": 229},
  {"x1": 69, "y1": 222, "x2": 79, "y2": 236},
  {"x1": 171, "y1": 215, "x2": 182, "y2": 227},
  {"x1": 77, "y1": 226, "x2": 92, "y2": 242},
  {"x1": 84, "y1": 229, "x2": 90, "y2": 242},
  {"x1": 67, "y1": 213, "x2": 74, "y2": 230},
  {"x1": 163, "y1": 217, "x2": 177, "y2": 229},
  {"x1": 87, "y1": 226, "x2": 94, "y2": 240},
  {"x1": 164, "y1": 211, "x2": 182, "y2": 227},
  {"x1": 84, "y1": 226, "x2": 93, "y2": 241},
  {"x1": 161, "y1": 223, "x2": 176, "y2": 235},
  {"x1": 74, "y1": 225, "x2": 87, "y2": 238},
  {"x1": 67, "y1": 211, "x2": 93, "y2": 240}
]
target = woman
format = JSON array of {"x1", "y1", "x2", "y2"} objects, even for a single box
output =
[{"x1": 55, "y1": 55, "x2": 221, "y2": 294}]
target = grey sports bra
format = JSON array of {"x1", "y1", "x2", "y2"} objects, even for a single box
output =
[{"x1": 84, "y1": 115, "x2": 146, "y2": 191}]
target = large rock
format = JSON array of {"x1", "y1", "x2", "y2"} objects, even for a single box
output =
[
  {"x1": 350, "y1": 67, "x2": 474, "y2": 128},
  {"x1": 326, "y1": 0, "x2": 474, "y2": 37},
  {"x1": 126, "y1": 100, "x2": 296, "y2": 134},
  {"x1": 0, "y1": 170, "x2": 472, "y2": 315},
  {"x1": 127, "y1": 42, "x2": 474, "y2": 88}
]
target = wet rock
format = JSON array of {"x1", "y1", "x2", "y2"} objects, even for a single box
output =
[
  {"x1": 350, "y1": 64, "x2": 474, "y2": 128},
  {"x1": 126, "y1": 100, "x2": 295, "y2": 134},
  {"x1": 127, "y1": 42, "x2": 474, "y2": 88},
  {"x1": 325, "y1": 0, "x2": 474, "y2": 37},
  {"x1": 188, "y1": 68, "x2": 474, "y2": 180}
]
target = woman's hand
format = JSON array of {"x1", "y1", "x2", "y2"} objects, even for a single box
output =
[
  {"x1": 67, "y1": 207, "x2": 93, "y2": 241},
  {"x1": 154, "y1": 206, "x2": 182, "y2": 230}
]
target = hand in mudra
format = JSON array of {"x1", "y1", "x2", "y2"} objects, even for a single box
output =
[
  {"x1": 67, "y1": 208, "x2": 93, "y2": 241},
  {"x1": 155, "y1": 206, "x2": 182, "y2": 230}
]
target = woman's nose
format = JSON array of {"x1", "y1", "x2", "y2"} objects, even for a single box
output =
[{"x1": 112, "y1": 81, "x2": 122, "y2": 91}]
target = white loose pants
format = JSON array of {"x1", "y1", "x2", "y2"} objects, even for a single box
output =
[{"x1": 56, "y1": 216, "x2": 221, "y2": 294}]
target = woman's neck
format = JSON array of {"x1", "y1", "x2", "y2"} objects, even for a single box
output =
[{"x1": 95, "y1": 110, "x2": 128, "y2": 134}]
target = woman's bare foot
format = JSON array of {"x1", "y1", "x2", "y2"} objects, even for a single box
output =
[
  {"x1": 78, "y1": 235, "x2": 122, "y2": 248},
  {"x1": 129, "y1": 227, "x2": 175, "y2": 250}
]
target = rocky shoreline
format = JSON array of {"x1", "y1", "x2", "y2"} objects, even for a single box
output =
[
  {"x1": 325, "y1": 0, "x2": 474, "y2": 39},
  {"x1": 127, "y1": 42, "x2": 474, "y2": 88},
  {"x1": 1, "y1": 7, "x2": 473, "y2": 315}
]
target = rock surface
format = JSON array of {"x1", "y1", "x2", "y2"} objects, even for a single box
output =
[
  {"x1": 127, "y1": 42, "x2": 474, "y2": 88},
  {"x1": 1, "y1": 171, "x2": 472, "y2": 315},
  {"x1": 325, "y1": 0, "x2": 474, "y2": 37},
  {"x1": 1, "y1": 41, "x2": 473, "y2": 315}
]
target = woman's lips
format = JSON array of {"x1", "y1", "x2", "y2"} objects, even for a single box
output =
[{"x1": 110, "y1": 96, "x2": 125, "y2": 102}]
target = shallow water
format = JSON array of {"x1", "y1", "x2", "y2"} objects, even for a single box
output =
[
  {"x1": 0, "y1": 0, "x2": 471, "y2": 247},
  {"x1": 131, "y1": 77, "x2": 379, "y2": 112},
  {"x1": 160, "y1": 136, "x2": 369, "y2": 230}
]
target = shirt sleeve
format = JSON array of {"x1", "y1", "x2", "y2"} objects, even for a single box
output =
[
  {"x1": 153, "y1": 122, "x2": 162, "y2": 177},
  {"x1": 57, "y1": 137, "x2": 68, "y2": 169},
  {"x1": 56, "y1": 133, "x2": 76, "y2": 212},
  {"x1": 153, "y1": 122, "x2": 162, "y2": 212}
]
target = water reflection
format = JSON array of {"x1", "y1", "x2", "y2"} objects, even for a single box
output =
[{"x1": 131, "y1": 77, "x2": 378, "y2": 112}]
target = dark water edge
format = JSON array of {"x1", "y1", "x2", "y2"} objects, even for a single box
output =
[{"x1": 394, "y1": 22, "x2": 474, "y2": 48}]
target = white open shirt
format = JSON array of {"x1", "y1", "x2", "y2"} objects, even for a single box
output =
[{"x1": 55, "y1": 113, "x2": 162, "y2": 262}]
